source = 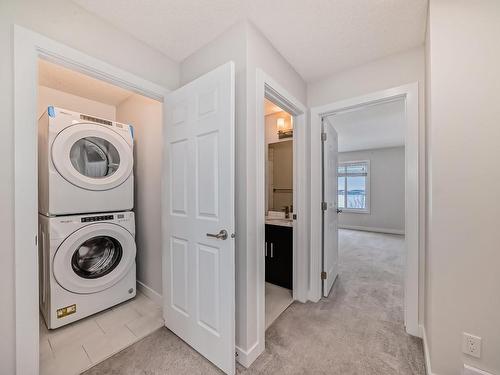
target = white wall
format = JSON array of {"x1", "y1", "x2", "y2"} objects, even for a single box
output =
[
  {"x1": 426, "y1": 2, "x2": 500, "y2": 374},
  {"x1": 243, "y1": 22, "x2": 306, "y2": 360},
  {"x1": 308, "y1": 45, "x2": 427, "y2": 328},
  {"x1": 38, "y1": 86, "x2": 117, "y2": 120},
  {"x1": 180, "y1": 20, "x2": 307, "y2": 363},
  {"x1": 116, "y1": 94, "x2": 163, "y2": 296},
  {"x1": 0, "y1": 1, "x2": 179, "y2": 372},
  {"x1": 307, "y1": 46, "x2": 425, "y2": 107},
  {"x1": 338, "y1": 147, "x2": 405, "y2": 234}
]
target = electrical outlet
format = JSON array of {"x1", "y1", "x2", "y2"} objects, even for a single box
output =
[{"x1": 462, "y1": 332, "x2": 481, "y2": 358}]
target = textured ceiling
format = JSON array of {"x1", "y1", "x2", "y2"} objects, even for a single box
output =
[
  {"x1": 326, "y1": 98, "x2": 406, "y2": 152},
  {"x1": 39, "y1": 59, "x2": 134, "y2": 106},
  {"x1": 73, "y1": 0, "x2": 427, "y2": 82}
]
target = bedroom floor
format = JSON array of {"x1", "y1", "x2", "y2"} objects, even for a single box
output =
[{"x1": 84, "y1": 229, "x2": 425, "y2": 375}]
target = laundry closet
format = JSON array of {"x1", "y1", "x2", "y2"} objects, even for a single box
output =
[{"x1": 37, "y1": 59, "x2": 164, "y2": 375}]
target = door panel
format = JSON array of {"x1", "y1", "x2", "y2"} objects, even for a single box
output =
[
  {"x1": 163, "y1": 62, "x2": 235, "y2": 375},
  {"x1": 322, "y1": 119, "x2": 339, "y2": 297},
  {"x1": 196, "y1": 131, "x2": 219, "y2": 219}
]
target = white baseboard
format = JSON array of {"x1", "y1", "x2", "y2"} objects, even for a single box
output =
[
  {"x1": 463, "y1": 364, "x2": 495, "y2": 375},
  {"x1": 421, "y1": 325, "x2": 437, "y2": 375},
  {"x1": 235, "y1": 341, "x2": 262, "y2": 368},
  {"x1": 137, "y1": 281, "x2": 162, "y2": 306},
  {"x1": 339, "y1": 224, "x2": 405, "y2": 235}
]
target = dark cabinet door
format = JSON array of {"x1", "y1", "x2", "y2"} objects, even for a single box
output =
[
  {"x1": 265, "y1": 225, "x2": 276, "y2": 283},
  {"x1": 265, "y1": 224, "x2": 293, "y2": 290}
]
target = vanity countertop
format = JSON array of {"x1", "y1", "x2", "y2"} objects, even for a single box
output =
[{"x1": 265, "y1": 217, "x2": 293, "y2": 227}]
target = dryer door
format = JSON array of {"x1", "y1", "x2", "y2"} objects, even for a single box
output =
[
  {"x1": 51, "y1": 122, "x2": 133, "y2": 191},
  {"x1": 53, "y1": 223, "x2": 136, "y2": 294}
]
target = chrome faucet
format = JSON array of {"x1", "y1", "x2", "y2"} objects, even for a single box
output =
[{"x1": 282, "y1": 206, "x2": 290, "y2": 219}]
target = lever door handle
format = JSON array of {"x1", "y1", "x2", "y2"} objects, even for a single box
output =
[{"x1": 206, "y1": 229, "x2": 228, "y2": 240}]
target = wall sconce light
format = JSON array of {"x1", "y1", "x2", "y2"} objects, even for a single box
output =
[{"x1": 277, "y1": 117, "x2": 293, "y2": 139}]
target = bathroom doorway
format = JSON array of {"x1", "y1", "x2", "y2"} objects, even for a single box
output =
[{"x1": 264, "y1": 98, "x2": 294, "y2": 328}]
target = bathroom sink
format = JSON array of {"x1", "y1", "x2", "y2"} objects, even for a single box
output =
[{"x1": 265, "y1": 217, "x2": 293, "y2": 227}]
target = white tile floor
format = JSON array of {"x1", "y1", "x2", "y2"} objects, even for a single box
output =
[
  {"x1": 265, "y1": 282, "x2": 293, "y2": 329},
  {"x1": 40, "y1": 290, "x2": 163, "y2": 375}
]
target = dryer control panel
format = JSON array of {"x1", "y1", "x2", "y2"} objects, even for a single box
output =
[{"x1": 81, "y1": 215, "x2": 114, "y2": 223}]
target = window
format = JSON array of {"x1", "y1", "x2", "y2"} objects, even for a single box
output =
[{"x1": 337, "y1": 161, "x2": 370, "y2": 213}]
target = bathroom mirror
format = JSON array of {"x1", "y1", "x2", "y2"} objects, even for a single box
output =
[{"x1": 267, "y1": 140, "x2": 293, "y2": 212}]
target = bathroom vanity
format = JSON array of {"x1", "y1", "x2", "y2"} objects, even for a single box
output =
[{"x1": 265, "y1": 220, "x2": 293, "y2": 290}]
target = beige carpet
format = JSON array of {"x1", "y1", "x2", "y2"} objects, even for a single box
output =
[{"x1": 84, "y1": 229, "x2": 425, "y2": 375}]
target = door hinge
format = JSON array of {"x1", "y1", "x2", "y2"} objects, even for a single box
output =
[
  {"x1": 321, "y1": 201, "x2": 327, "y2": 211},
  {"x1": 321, "y1": 271, "x2": 327, "y2": 280},
  {"x1": 35, "y1": 235, "x2": 37, "y2": 246},
  {"x1": 321, "y1": 132, "x2": 327, "y2": 141}
]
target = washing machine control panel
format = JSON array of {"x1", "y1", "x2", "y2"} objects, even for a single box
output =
[{"x1": 81, "y1": 215, "x2": 114, "y2": 223}]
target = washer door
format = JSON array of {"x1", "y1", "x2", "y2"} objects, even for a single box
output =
[
  {"x1": 53, "y1": 223, "x2": 136, "y2": 294},
  {"x1": 51, "y1": 122, "x2": 133, "y2": 191}
]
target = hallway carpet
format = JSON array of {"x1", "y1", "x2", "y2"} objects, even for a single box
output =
[{"x1": 84, "y1": 230, "x2": 425, "y2": 375}]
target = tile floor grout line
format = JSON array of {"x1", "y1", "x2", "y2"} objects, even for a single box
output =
[
  {"x1": 81, "y1": 344, "x2": 93, "y2": 364},
  {"x1": 94, "y1": 318, "x2": 106, "y2": 335}
]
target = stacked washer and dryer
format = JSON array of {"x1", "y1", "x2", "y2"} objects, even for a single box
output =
[{"x1": 38, "y1": 106, "x2": 137, "y2": 329}]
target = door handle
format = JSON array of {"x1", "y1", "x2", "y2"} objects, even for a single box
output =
[
  {"x1": 265, "y1": 241, "x2": 268, "y2": 256},
  {"x1": 270, "y1": 243, "x2": 274, "y2": 258},
  {"x1": 336, "y1": 209, "x2": 343, "y2": 214},
  {"x1": 206, "y1": 229, "x2": 228, "y2": 240}
]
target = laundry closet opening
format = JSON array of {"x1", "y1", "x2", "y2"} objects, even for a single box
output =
[{"x1": 37, "y1": 58, "x2": 164, "y2": 374}]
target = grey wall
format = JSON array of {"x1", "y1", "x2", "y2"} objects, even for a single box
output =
[
  {"x1": 338, "y1": 147, "x2": 405, "y2": 234},
  {"x1": 116, "y1": 94, "x2": 163, "y2": 296},
  {"x1": 426, "y1": 2, "x2": 500, "y2": 374}
]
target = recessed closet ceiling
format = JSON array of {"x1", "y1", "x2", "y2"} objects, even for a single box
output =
[
  {"x1": 38, "y1": 59, "x2": 134, "y2": 106},
  {"x1": 326, "y1": 98, "x2": 405, "y2": 153},
  {"x1": 264, "y1": 99, "x2": 284, "y2": 116},
  {"x1": 72, "y1": 0, "x2": 428, "y2": 82}
]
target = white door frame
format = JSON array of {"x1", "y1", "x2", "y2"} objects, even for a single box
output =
[
  {"x1": 309, "y1": 83, "x2": 422, "y2": 337},
  {"x1": 13, "y1": 25, "x2": 169, "y2": 375},
  {"x1": 254, "y1": 69, "x2": 308, "y2": 360}
]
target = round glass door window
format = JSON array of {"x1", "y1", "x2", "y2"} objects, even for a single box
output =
[
  {"x1": 71, "y1": 236, "x2": 123, "y2": 279},
  {"x1": 70, "y1": 137, "x2": 120, "y2": 178}
]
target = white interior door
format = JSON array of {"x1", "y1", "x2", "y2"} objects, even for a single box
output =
[
  {"x1": 322, "y1": 118, "x2": 339, "y2": 297},
  {"x1": 162, "y1": 62, "x2": 235, "y2": 374}
]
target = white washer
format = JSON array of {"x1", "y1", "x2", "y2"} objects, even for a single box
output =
[
  {"x1": 39, "y1": 211, "x2": 136, "y2": 329},
  {"x1": 38, "y1": 106, "x2": 134, "y2": 215}
]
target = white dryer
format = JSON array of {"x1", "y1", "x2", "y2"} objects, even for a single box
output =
[
  {"x1": 39, "y1": 211, "x2": 136, "y2": 329},
  {"x1": 38, "y1": 106, "x2": 134, "y2": 215}
]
